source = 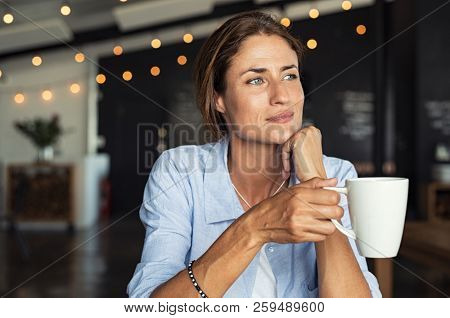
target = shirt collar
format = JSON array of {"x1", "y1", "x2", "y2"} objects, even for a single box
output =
[{"x1": 203, "y1": 135, "x2": 243, "y2": 224}]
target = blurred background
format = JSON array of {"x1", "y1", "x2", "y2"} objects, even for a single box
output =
[{"x1": 0, "y1": 0, "x2": 449, "y2": 297}]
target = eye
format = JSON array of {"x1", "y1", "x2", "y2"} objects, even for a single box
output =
[
  {"x1": 247, "y1": 78, "x2": 264, "y2": 85},
  {"x1": 283, "y1": 73, "x2": 298, "y2": 80}
]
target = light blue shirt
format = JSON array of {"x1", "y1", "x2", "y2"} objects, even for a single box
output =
[{"x1": 127, "y1": 135, "x2": 382, "y2": 298}]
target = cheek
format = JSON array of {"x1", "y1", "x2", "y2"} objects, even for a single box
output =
[
  {"x1": 293, "y1": 85, "x2": 305, "y2": 123},
  {"x1": 228, "y1": 89, "x2": 266, "y2": 124},
  {"x1": 292, "y1": 100, "x2": 304, "y2": 130}
]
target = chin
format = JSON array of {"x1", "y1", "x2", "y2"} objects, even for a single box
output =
[
  {"x1": 245, "y1": 126, "x2": 295, "y2": 145},
  {"x1": 266, "y1": 130, "x2": 295, "y2": 144},
  {"x1": 233, "y1": 120, "x2": 301, "y2": 145},
  {"x1": 264, "y1": 122, "x2": 301, "y2": 144}
]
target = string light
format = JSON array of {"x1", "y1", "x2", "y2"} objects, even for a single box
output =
[
  {"x1": 42, "y1": 89, "x2": 53, "y2": 101},
  {"x1": 96, "y1": 74, "x2": 106, "y2": 84},
  {"x1": 14, "y1": 93, "x2": 25, "y2": 104},
  {"x1": 75, "y1": 52, "x2": 85, "y2": 63},
  {"x1": 3, "y1": 74, "x2": 89, "y2": 103},
  {"x1": 342, "y1": 1, "x2": 352, "y2": 11},
  {"x1": 356, "y1": 24, "x2": 367, "y2": 35},
  {"x1": 151, "y1": 39, "x2": 161, "y2": 49},
  {"x1": 183, "y1": 33, "x2": 193, "y2": 43},
  {"x1": 0, "y1": 69, "x2": 2, "y2": 78},
  {"x1": 307, "y1": 39, "x2": 317, "y2": 49},
  {"x1": 113, "y1": 45, "x2": 123, "y2": 56},
  {"x1": 3, "y1": 13, "x2": 14, "y2": 24},
  {"x1": 32, "y1": 56, "x2": 42, "y2": 66},
  {"x1": 280, "y1": 17, "x2": 291, "y2": 27},
  {"x1": 122, "y1": 71, "x2": 132, "y2": 81},
  {"x1": 119, "y1": 0, "x2": 128, "y2": 2},
  {"x1": 60, "y1": 4, "x2": 71, "y2": 16},
  {"x1": 150, "y1": 66, "x2": 160, "y2": 77},
  {"x1": 309, "y1": 8, "x2": 319, "y2": 19},
  {"x1": 177, "y1": 55, "x2": 187, "y2": 65},
  {"x1": 70, "y1": 83, "x2": 81, "y2": 94}
]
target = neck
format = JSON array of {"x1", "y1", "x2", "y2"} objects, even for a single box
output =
[{"x1": 227, "y1": 134, "x2": 287, "y2": 204}]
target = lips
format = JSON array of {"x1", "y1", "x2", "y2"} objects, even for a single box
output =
[{"x1": 267, "y1": 111, "x2": 294, "y2": 122}]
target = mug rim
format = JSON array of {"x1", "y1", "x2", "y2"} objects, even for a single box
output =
[{"x1": 346, "y1": 177, "x2": 408, "y2": 182}]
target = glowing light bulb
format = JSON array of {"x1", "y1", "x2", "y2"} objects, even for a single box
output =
[
  {"x1": 3, "y1": 13, "x2": 14, "y2": 24},
  {"x1": 309, "y1": 9, "x2": 319, "y2": 19},
  {"x1": 307, "y1": 39, "x2": 317, "y2": 49},
  {"x1": 356, "y1": 24, "x2": 367, "y2": 35},
  {"x1": 42, "y1": 89, "x2": 53, "y2": 101},
  {"x1": 96, "y1": 74, "x2": 106, "y2": 84},
  {"x1": 280, "y1": 17, "x2": 291, "y2": 27},
  {"x1": 75, "y1": 53, "x2": 85, "y2": 63},
  {"x1": 14, "y1": 93, "x2": 25, "y2": 104},
  {"x1": 60, "y1": 5, "x2": 71, "y2": 16},
  {"x1": 177, "y1": 55, "x2": 187, "y2": 65},
  {"x1": 122, "y1": 71, "x2": 132, "y2": 81},
  {"x1": 150, "y1": 66, "x2": 160, "y2": 77},
  {"x1": 342, "y1": 1, "x2": 352, "y2": 11},
  {"x1": 113, "y1": 45, "x2": 123, "y2": 56},
  {"x1": 70, "y1": 83, "x2": 81, "y2": 94},
  {"x1": 183, "y1": 33, "x2": 193, "y2": 43},
  {"x1": 32, "y1": 56, "x2": 42, "y2": 66},
  {"x1": 151, "y1": 39, "x2": 161, "y2": 49}
]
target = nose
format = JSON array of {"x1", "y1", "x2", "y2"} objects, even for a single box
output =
[{"x1": 269, "y1": 80, "x2": 290, "y2": 106}]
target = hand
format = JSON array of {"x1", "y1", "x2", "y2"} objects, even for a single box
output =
[
  {"x1": 281, "y1": 125, "x2": 327, "y2": 181},
  {"x1": 245, "y1": 177, "x2": 343, "y2": 244}
]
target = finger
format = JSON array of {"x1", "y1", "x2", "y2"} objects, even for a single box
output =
[
  {"x1": 281, "y1": 155, "x2": 290, "y2": 180},
  {"x1": 275, "y1": 144, "x2": 289, "y2": 180},
  {"x1": 303, "y1": 219, "x2": 337, "y2": 236},
  {"x1": 301, "y1": 233, "x2": 327, "y2": 243},
  {"x1": 281, "y1": 138, "x2": 293, "y2": 175},
  {"x1": 307, "y1": 203, "x2": 344, "y2": 220},
  {"x1": 289, "y1": 199, "x2": 343, "y2": 219},
  {"x1": 282, "y1": 168, "x2": 289, "y2": 180},
  {"x1": 291, "y1": 186, "x2": 341, "y2": 206}
]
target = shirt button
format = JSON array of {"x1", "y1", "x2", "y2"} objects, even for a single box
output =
[{"x1": 268, "y1": 246, "x2": 274, "y2": 253}]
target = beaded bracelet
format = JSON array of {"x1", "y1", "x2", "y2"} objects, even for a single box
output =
[{"x1": 188, "y1": 260, "x2": 208, "y2": 298}]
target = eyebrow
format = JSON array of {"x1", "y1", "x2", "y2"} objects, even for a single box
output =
[{"x1": 240, "y1": 64, "x2": 298, "y2": 76}]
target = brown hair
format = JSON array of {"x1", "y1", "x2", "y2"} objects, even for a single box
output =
[{"x1": 193, "y1": 11, "x2": 304, "y2": 141}]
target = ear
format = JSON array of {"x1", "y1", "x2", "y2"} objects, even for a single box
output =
[{"x1": 213, "y1": 91, "x2": 226, "y2": 114}]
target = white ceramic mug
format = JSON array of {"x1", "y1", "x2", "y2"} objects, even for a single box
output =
[{"x1": 324, "y1": 177, "x2": 409, "y2": 258}]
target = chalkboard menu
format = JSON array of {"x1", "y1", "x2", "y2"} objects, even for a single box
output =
[
  {"x1": 338, "y1": 91, "x2": 374, "y2": 141},
  {"x1": 425, "y1": 100, "x2": 450, "y2": 136}
]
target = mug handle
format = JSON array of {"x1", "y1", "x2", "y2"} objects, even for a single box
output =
[{"x1": 323, "y1": 187, "x2": 357, "y2": 240}]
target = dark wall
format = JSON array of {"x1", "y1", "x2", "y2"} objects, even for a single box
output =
[{"x1": 415, "y1": 0, "x2": 450, "y2": 182}]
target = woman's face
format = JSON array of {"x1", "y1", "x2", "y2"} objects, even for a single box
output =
[{"x1": 215, "y1": 34, "x2": 304, "y2": 145}]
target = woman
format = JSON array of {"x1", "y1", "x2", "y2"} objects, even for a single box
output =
[{"x1": 127, "y1": 11, "x2": 381, "y2": 298}]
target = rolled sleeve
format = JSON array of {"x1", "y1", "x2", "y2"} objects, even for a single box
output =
[
  {"x1": 127, "y1": 151, "x2": 193, "y2": 298},
  {"x1": 338, "y1": 160, "x2": 383, "y2": 298}
]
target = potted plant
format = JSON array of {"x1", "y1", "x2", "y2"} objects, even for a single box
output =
[{"x1": 14, "y1": 114, "x2": 68, "y2": 162}]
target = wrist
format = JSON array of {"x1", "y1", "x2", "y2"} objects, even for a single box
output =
[{"x1": 235, "y1": 209, "x2": 266, "y2": 250}]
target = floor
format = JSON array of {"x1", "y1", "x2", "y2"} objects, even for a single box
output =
[{"x1": 0, "y1": 216, "x2": 448, "y2": 298}]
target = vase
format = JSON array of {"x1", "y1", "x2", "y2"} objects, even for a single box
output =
[{"x1": 36, "y1": 145, "x2": 54, "y2": 162}]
